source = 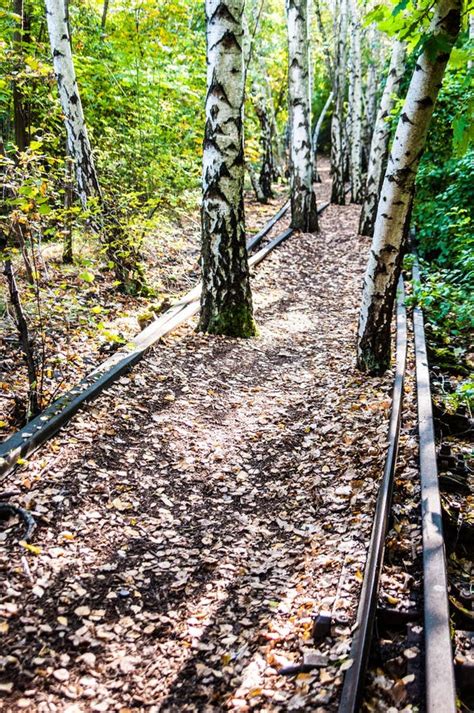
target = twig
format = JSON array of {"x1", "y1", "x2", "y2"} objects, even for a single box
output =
[{"x1": 0, "y1": 502, "x2": 37, "y2": 541}]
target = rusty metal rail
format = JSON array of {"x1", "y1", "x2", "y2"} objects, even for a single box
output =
[
  {"x1": 0, "y1": 196, "x2": 333, "y2": 479},
  {"x1": 338, "y1": 277, "x2": 407, "y2": 712},
  {"x1": 339, "y1": 261, "x2": 458, "y2": 712},
  {"x1": 412, "y1": 258, "x2": 457, "y2": 713}
]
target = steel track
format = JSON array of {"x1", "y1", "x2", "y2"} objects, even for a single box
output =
[
  {"x1": 339, "y1": 263, "x2": 457, "y2": 712},
  {"x1": 338, "y1": 278, "x2": 408, "y2": 712},
  {"x1": 0, "y1": 197, "x2": 332, "y2": 478}
]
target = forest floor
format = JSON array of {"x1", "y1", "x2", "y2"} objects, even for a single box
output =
[
  {"x1": 0, "y1": 164, "x2": 396, "y2": 712},
  {"x1": 0, "y1": 177, "x2": 287, "y2": 436}
]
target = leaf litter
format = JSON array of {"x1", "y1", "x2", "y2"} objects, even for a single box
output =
[{"x1": 0, "y1": 171, "x2": 394, "y2": 711}]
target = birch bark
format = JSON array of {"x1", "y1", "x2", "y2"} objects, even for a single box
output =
[
  {"x1": 287, "y1": 0, "x2": 318, "y2": 231},
  {"x1": 199, "y1": 0, "x2": 256, "y2": 337},
  {"x1": 362, "y1": 26, "x2": 380, "y2": 167},
  {"x1": 348, "y1": 0, "x2": 363, "y2": 203},
  {"x1": 45, "y1": 0, "x2": 101, "y2": 206},
  {"x1": 312, "y1": 91, "x2": 333, "y2": 180},
  {"x1": 359, "y1": 40, "x2": 406, "y2": 236},
  {"x1": 254, "y1": 94, "x2": 275, "y2": 199},
  {"x1": 330, "y1": 0, "x2": 348, "y2": 204},
  {"x1": 357, "y1": 0, "x2": 462, "y2": 373}
]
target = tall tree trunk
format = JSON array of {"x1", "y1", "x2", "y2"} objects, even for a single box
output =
[
  {"x1": 287, "y1": 0, "x2": 318, "y2": 232},
  {"x1": 348, "y1": 0, "x2": 363, "y2": 203},
  {"x1": 362, "y1": 25, "x2": 379, "y2": 169},
  {"x1": 246, "y1": 160, "x2": 266, "y2": 203},
  {"x1": 3, "y1": 260, "x2": 40, "y2": 418},
  {"x1": 62, "y1": 154, "x2": 74, "y2": 263},
  {"x1": 358, "y1": 40, "x2": 406, "y2": 237},
  {"x1": 199, "y1": 0, "x2": 256, "y2": 338},
  {"x1": 12, "y1": 0, "x2": 28, "y2": 152},
  {"x1": 330, "y1": 0, "x2": 348, "y2": 204},
  {"x1": 101, "y1": 0, "x2": 109, "y2": 31},
  {"x1": 45, "y1": 0, "x2": 101, "y2": 206},
  {"x1": 314, "y1": 0, "x2": 333, "y2": 78},
  {"x1": 45, "y1": 0, "x2": 146, "y2": 294},
  {"x1": 312, "y1": 91, "x2": 333, "y2": 180},
  {"x1": 357, "y1": 0, "x2": 462, "y2": 374},
  {"x1": 254, "y1": 94, "x2": 274, "y2": 200}
]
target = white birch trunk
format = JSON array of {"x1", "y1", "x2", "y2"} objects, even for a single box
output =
[
  {"x1": 199, "y1": 0, "x2": 256, "y2": 337},
  {"x1": 362, "y1": 26, "x2": 380, "y2": 166},
  {"x1": 357, "y1": 0, "x2": 462, "y2": 373},
  {"x1": 359, "y1": 40, "x2": 406, "y2": 236},
  {"x1": 312, "y1": 91, "x2": 333, "y2": 177},
  {"x1": 45, "y1": 0, "x2": 101, "y2": 206},
  {"x1": 287, "y1": 0, "x2": 318, "y2": 231},
  {"x1": 349, "y1": 0, "x2": 363, "y2": 203},
  {"x1": 330, "y1": 0, "x2": 348, "y2": 204}
]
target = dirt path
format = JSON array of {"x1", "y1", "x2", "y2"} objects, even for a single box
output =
[{"x1": 0, "y1": 183, "x2": 394, "y2": 712}]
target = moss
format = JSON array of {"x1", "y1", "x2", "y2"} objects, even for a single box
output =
[
  {"x1": 357, "y1": 346, "x2": 391, "y2": 375},
  {"x1": 200, "y1": 305, "x2": 258, "y2": 338}
]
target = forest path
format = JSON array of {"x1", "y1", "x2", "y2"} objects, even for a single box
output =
[{"x1": 1, "y1": 178, "x2": 394, "y2": 712}]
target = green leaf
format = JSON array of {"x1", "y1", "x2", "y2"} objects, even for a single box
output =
[{"x1": 79, "y1": 271, "x2": 95, "y2": 283}]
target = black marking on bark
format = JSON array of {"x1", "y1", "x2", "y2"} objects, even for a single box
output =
[
  {"x1": 209, "y1": 29, "x2": 241, "y2": 52},
  {"x1": 400, "y1": 112, "x2": 414, "y2": 125},
  {"x1": 209, "y1": 2, "x2": 238, "y2": 26},
  {"x1": 416, "y1": 96, "x2": 434, "y2": 109},
  {"x1": 207, "y1": 79, "x2": 231, "y2": 106}
]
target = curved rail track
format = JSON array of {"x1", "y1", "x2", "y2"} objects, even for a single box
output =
[
  {"x1": 338, "y1": 260, "x2": 469, "y2": 712},
  {"x1": 4, "y1": 200, "x2": 465, "y2": 711},
  {"x1": 0, "y1": 197, "x2": 332, "y2": 479}
]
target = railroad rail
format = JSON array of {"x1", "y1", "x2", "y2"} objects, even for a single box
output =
[
  {"x1": 412, "y1": 257, "x2": 456, "y2": 713},
  {"x1": 338, "y1": 278, "x2": 407, "y2": 712},
  {"x1": 339, "y1": 259, "x2": 462, "y2": 712},
  {"x1": 0, "y1": 197, "x2": 333, "y2": 479}
]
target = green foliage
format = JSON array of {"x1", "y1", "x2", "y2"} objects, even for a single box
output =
[{"x1": 411, "y1": 52, "x2": 473, "y2": 410}]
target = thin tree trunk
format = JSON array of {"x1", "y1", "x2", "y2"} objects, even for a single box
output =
[
  {"x1": 357, "y1": 0, "x2": 462, "y2": 374},
  {"x1": 312, "y1": 91, "x2": 333, "y2": 180},
  {"x1": 62, "y1": 155, "x2": 74, "y2": 263},
  {"x1": 348, "y1": 0, "x2": 363, "y2": 203},
  {"x1": 45, "y1": 0, "x2": 101, "y2": 206},
  {"x1": 247, "y1": 160, "x2": 267, "y2": 203},
  {"x1": 358, "y1": 40, "x2": 406, "y2": 237},
  {"x1": 362, "y1": 25, "x2": 379, "y2": 169},
  {"x1": 254, "y1": 95, "x2": 274, "y2": 199},
  {"x1": 45, "y1": 0, "x2": 146, "y2": 294},
  {"x1": 101, "y1": 0, "x2": 109, "y2": 31},
  {"x1": 199, "y1": 0, "x2": 256, "y2": 337},
  {"x1": 314, "y1": 0, "x2": 333, "y2": 78},
  {"x1": 287, "y1": 0, "x2": 318, "y2": 232},
  {"x1": 12, "y1": 0, "x2": 28, "y2": 152},
  {"x1": 3, "y1": 259, "x2": 40, "y2": 417},
  {"x1": 330, "y1": 0, "x2": 348, "y2": 204}
]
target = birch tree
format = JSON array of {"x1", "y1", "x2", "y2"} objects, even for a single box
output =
[
  {"x1": 358, "y1": 40, "x2": 406, "y2": 236},
  {"x1": 357, "y1": 0, "x2": 462, "y2": 373},
  {"x1": 45, "y1": 0, "x2": 146, "y2": 294},
  {"x1": 45, "y1": 0, "x2": 101, "y2": 206},
  {"x1": 312, "y1": 91, "x2": 333, "y2": 180},
  {"x1": 287, "y1": 0, "x2": 318, "y2": 231},
  {"x1": 348, "y1": 0, "x2": 363, "y2": 203},
  {"x1": 199, "y1": 0, "x2": 256, "y2": 337},
  {"x1": 330, "y1": 0, "x2": 348, "y2": 204},
  {"x1": 362, "y1": 26, "x2": 380, "y2": 167}
]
